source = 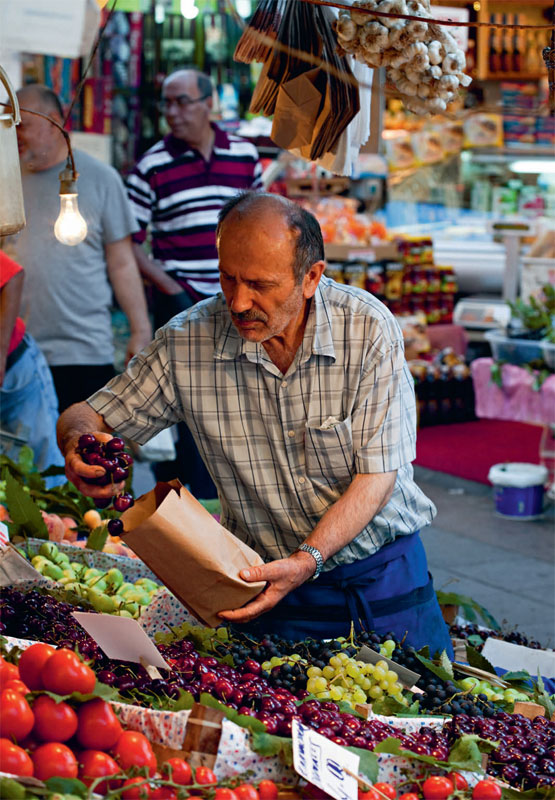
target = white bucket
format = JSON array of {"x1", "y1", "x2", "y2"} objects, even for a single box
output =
[{"x1": 488, "y1": 462, "x2": 548, "y2": 520}]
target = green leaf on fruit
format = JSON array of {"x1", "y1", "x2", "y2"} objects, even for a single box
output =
[
  {"x1": 346, "y1": 747, "x2": 379, "y2": 784},
  {"x1": 439, "y1": 649, "x2": 454, "y2": 678},
  {"x1": 532, "y1": 671, "x2": 555, "y2": 718},
  {"x1": 45, "y1": 777, "x2": 88, "y2": 797},
  {"x1": 502, "y1": 670, "x2": 532, "y2": 682},
  {"x1": 414, "y1": 652, "x2": 453, "y2": 683},
  {"x1": 500, "y1": 786, "x2": 555, "y2": 799},
  {"x1": 41, "y1": 464, "x2": 67, "y2": 477},
  {"x1": 371, "y1": 695, "x2": 421, "y2": 717},
  {"x1": 337, "y1": 699, "x2": 366, "y2": 718},
  {"x1": 464, "y1": 644, "x2": 497, "y2": 675},
  {"x1": 435, "y1": 591, "x2": 501, "y2": 630},
  {"x1": 447, "y1": 734, "x2": 497, "y2": 771},
  {"x1": 4, "y1": 470, "x2": 49, "y2": 539},
  {"x1": 251, "y1": 731, "x2": 293, "y2": 763},
  {"x1": 86, "y1": 525, "x2": 109, "y2": 551},
  {"x1": 17, "y1": 445, "x2": 35, "y2": 475},
  {"x1": 171, "y1": 689, "x2": 195, "y2": 711},
  {"x1": 199, "y1": 692, "x2": 267, "y2": 733},
  {"x1": 466, "y1": 634, "x2": 484, "y2": 647}
]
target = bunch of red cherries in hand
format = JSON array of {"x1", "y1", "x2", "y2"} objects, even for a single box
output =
[{"x1": 77, "y1": 434, "x2": 134, "y2": 536}]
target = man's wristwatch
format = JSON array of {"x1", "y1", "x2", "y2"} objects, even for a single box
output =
[{"x1": 296, "y1": 543, "x2": 324, "y2": 581}]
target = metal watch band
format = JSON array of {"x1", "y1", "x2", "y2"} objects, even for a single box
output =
[{"x1": 296, "y1": 543, "x2": 324, "y2": 581}]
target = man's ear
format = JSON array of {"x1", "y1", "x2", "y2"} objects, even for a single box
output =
[{"x1": 302, "y1": 260, "x2": 326, "y2": 299}]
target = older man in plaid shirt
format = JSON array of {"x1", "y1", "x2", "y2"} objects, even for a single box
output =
[{"x1": 58, "y1": 193, "x2": 451, "y2": 656}]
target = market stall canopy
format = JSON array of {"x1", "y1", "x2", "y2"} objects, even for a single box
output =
[{"x1": 0, "y1": 0, "x2": 100, "y2": 59}]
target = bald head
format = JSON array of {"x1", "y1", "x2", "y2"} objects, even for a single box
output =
[
  {"x1": 217, "y1": 193, "x2": 325, "y2": 283},
  {"x1": 17, "y1": 84, "x2": 64, "y2": 120},
  {"x1": 163, "y1": 69, "x2": 212, "y2": 99}
]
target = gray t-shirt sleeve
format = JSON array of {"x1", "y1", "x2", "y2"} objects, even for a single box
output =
[{"x1": 101, "y1": 169, "x2": 140, "y2": 244}]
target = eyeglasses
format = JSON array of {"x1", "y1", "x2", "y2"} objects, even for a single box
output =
[{"x1": 157, "y1": 93, "x2": 211, "y2": 112}]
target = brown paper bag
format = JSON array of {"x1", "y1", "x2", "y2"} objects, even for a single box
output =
[
  {"x1": 120, "y1": 480, "x2": 266, "y2": 627},
  {"x1": 271, "y1": 68, "x2": 324, "y2": 150}
]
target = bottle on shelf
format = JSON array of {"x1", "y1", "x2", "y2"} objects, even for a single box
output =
[
  {"x1": 489, "y1": 14, "x2": 502, "y2": 74},
  {"x1": 512, "y1": 14, "x2": 523, "y2": 73},
  {"x1": 501, "y1": 14, "x2": 513, "y2": 74}
]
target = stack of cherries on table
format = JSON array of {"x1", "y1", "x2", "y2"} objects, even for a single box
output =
[{"x1": 77, "y1": 434, "x2": 134, "y2": 537}]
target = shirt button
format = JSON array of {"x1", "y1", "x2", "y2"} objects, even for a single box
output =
[
  {"x1": 281, "y1": 381, "x2": 288, "y2": 388},
  {"x1": 298, "y1": 476, "x2": 306, "y2": 485},
  {"x1": 288, "y1": 430, "x2": 295, "y2": 438}
]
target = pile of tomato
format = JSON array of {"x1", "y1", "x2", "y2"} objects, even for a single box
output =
[
  {"x1": 358, "y1": 775, "x2": 501, "y2": 799},
  {"x1": 0, "y1": 645, "x2": 280, "y2": 799}
]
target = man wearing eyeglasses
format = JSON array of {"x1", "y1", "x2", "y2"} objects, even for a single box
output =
[
  {"x1": 127, "y1": 69, "x2": 262, "y2": 330},
  {"x1": 127, "y1": 69, "x2": 261, "y2": 496}
]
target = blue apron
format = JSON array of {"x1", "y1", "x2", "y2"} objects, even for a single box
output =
[{"x1": 236, "y1": 532, "x2": 453, "y2": 659}]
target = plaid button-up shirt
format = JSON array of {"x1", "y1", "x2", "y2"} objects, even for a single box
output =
[{"x1": 89, "y1": 277, "x2": 436, "y2": 570}]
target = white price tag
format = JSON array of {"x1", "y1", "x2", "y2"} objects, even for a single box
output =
[
  {"x1": 72, "y1": 612, "x2": 170, "y2": 671},
  {"x1": 292, "y1": 719, "x2": 360, "y2": 800}
]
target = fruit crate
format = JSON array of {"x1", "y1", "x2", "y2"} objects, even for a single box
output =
[
  {"x1": 23, "y1": 537, "x2": 160, "y2": 585},
  {"x1": 485, "y1": 329, "x2": 555, "y2": 370}
]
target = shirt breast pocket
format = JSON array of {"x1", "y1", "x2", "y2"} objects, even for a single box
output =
[{"x1": 304, "y1": 416, "x2": 354, "y2": 484}]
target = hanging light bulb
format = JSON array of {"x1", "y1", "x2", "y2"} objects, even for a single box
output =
[
  {"x1": 180, "y1": 0, "x2": 199, "y2": 19},
  {"x1": 54, "y1": 163, "x2": 87, "y2": 246}
]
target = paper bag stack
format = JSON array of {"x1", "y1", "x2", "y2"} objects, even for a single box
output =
[
  {"x1": 120, "y1": 480, "x2": 265, "y2": 627},
  {"x1": 235, "y1": 0, "x2": 361, "y2": 165}
]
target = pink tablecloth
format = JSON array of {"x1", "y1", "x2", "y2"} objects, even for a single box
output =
[{"x1": 471, "y1": 358, "x2": 555, "y2": 425}]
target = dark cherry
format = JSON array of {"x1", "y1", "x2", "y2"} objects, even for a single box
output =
[
  {"x1": 105, "y1": 437, "x2": 126, "y2": 453},
  {"x1": 94, "y1": 496, "x2": 113, "y2": 509},
  {"x1": 107, "y1": 518, "x2": 124, "y2": 536},
  {"x1": 113, "y1": 492, "x2": 134, "y2": 512},
  {"x1": 78, "y1": 433, "x2": 97, "y2": 449},
  {"x1": 111, "y1": 466, "x2": 129, "y2": 483}
]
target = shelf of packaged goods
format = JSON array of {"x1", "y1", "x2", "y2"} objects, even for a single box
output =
[{"x1": 466, "y1": 146, "x2": 555, "y2": 161}]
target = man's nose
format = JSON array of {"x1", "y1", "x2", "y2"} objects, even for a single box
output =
[{"x1": 230, "y1": 283, "x2": 253, "y2": 313}]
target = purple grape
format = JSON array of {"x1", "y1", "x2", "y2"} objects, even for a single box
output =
[
  {"x1": 105, "y1": 437, "x2": 126, "y2": 454},
  {"x1": 78, "y1": 433, "x2": 97, "y2": 449},
  {"x1": 113, "y1": 493, "x2": 134, "y2": 512},
  {"x1": 94, "y1": 496, "x2": 113, "y2": 509},
  {"x1": 111, "y1": 466, "x2": 129, "y2": 483},
  {"x1": 107, "y1": 518, "x2": 124, "y2": 536}
]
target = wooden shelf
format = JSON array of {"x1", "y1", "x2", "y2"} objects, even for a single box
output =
[{"x1": 480, "y1": 72, "x2": 545, "y2": 80}]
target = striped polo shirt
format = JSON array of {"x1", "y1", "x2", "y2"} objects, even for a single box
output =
[{"x1": 126, "y1": 125, "x2": 262, "y2": 297}]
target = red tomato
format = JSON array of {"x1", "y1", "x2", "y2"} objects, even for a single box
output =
[
  {"x1": 113, "y1": 730, "x2": 157, "y2": 776},
  {"x1": 472, "y1": 780, "x2": 502, "y2": 800},
  {"x1": 161, "y1": 756, "x2": 193, "y2": 785},
  {"x1": 32, "y1": 694, "x2": 78, "y2": 742},
  {"x1": 357, "y1": 790, "x2": 379, "y2": 800},
  {"x1": 152, "y1": 788, "x2": 179, "y2": 800},
  {"x1": 0, "y1": 661, "x2": 20, "y2": 684},
  {"x1": 41, "y1": 649, "x2": 96, "y2": 695},
  {"x1": 0, "y1": 737, "x2": 34, "y2": 777},
  {"x1": 0, "y1": 689, "x2": 35, "y2": 740},
  {"x1": 32, "y1": 742, "x2": 78, "y2": 780},
  {"x1": 18, "y1": 643, "x2": 55, "y2": 690},
  {"x1": 122, "y1": 777, "x2": 153, "y2": 799},
  {"x1": 258, "y1": 780, "x2": 279, "y2": 800},
  {"x1": 373, "y1": 784, "x2": 396, "y2": 800},
  {"x1": 195, "y1": 766, "x2": 217, "y2": 785},
  {"x1": 399, "y1": 795, "x2": 420, "y2": 800},
  {"x1": 235, "y1": 783, "x2": 259, "y2": 800},
  {"x1": 3, "y1": 679, "x2": 30, "y2": 694},
  {"x1": 79, "y1": 749, "x2": 121, "y2": 794},
  {"x1": 422, "y1": 776, "x2": 455, "y2": 800},
  {"x1": 214, "y1": 789, "x2": 239, "y2": 800},
  {"x1": 77, "y1": 697, "x2": 123, "y2": 749},
  {"x1": 448, "y1": 772, "x2": 468, "y2": 791}
]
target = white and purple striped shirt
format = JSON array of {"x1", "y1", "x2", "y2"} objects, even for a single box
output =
[
  {"x1": 88, "y1": 278, "x2": 436, "y2": 569},
  {"x1": 127, "y1": 125, "x2": 262, "y2": 297}
]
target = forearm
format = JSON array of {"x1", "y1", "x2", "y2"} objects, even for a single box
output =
[
  {"x1": 303, "y1": 471, "x2": 397, "y2": 562},
  {"x1": 107, "y1": 244, "x2": 151, "y2": 338},
  {"x1": 132, "y1": 243, "x2": 183, "y2": 294}
]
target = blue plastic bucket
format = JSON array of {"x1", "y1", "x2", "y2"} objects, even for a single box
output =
[{"x1": 488, "y1": 462, "x2": 548, "y2": 520}]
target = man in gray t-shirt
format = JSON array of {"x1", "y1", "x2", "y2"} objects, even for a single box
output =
[{"x1": 10, "y1": 85, "x2": 151, "y2": 411}]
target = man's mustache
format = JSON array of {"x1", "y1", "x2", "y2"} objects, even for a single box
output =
[{"x1": 232, "y1": 310, "x2": 268, "y2": 323}]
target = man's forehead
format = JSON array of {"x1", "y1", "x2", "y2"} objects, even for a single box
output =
[{"x1": 162, "y1": 74, "x2": 198, "y2": 96}]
